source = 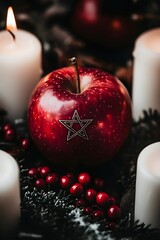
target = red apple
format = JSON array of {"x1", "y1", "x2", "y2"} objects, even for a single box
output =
[{"x1": 28, "y1": 67, "x2": 131, "y2": 167}]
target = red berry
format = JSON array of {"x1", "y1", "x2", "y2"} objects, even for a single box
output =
[
  {"x1": 35, "y1": 178, "x2": 45, "y2": 189},
  {"x1": 78, "y1": 172, "x2": 91, "y2": 185},
  {"x1": 5, "y1": 129, "x2": 15, "y2": 141},
  {"x1": 84, "y1": 207, "x2": 93, "y2": 214},
  {"x1": 60, "y1": 176, "x2": 72, "y2": 189},
  {"x1": 70, "y1": 183, "x2": 83, "y2": 197},
  {"x1": 37, "y1": 166, "x2": 42, "y2": 172},
  {"x1": 108, "y1": 205, "x2": 121, "y2": 220},
  {"x1": 40, "y1": 166, "x2": 51, "y2": 178},
  {"x1": 74, "y1": 199, "x2": 86, "y2": 207},
  {"x1": 94, "y1": 178, "x2": 104, "y2": 189},
  {"x1": 20, "y1": 138, "x2": 30, "y2": 151},
  {"x1": 108, "y1": 196, "x2": 116, "y2": 205},
  {"x1": 96, "y1": 192, "x2": 109, "y2": 207},
  {"x1": 28, "y1": 168, "x2": 37, "y2": 177},
  {"x1": 85, "y1": 188, "x2": 97, "y2": 202},
  {"x1": 46, "y1": 173, "x2": 59, "y2": 186},
  {"x1": 3, "y1": 124, "x2": 12, "y2": 132},
  {"x1": 108, "y1": 222, "x2": 116, "y2": 230},
  {"x1": 92, "y1": 209, "x2": 105, "y2": 220}
]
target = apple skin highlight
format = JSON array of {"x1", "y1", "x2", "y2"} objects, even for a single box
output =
[{"x1": 28, "y1": 67, "x2": 131, "y2": 167}]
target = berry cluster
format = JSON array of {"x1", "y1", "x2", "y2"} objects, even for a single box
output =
[
  {"x1": 0, "y1": 123, "x2": 30, "y2": 155},
  {"x1": 28, "y1": 167, "x2": 121, "y2": 228}
]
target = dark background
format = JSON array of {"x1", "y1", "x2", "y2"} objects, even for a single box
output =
[{"x1": 0, "y1": 0, "x2": 160, "y2": 77}]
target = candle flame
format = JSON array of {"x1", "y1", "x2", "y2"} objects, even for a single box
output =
[{"x1": 6, "y1": 7, "x2": 17, "y2": 31}]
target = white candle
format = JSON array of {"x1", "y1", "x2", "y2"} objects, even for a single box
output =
[
  {"x1": 0, "y1": 7, "x2": 42, "y2": 120},
  {"x1": 0, "y1": 150, "x2": 20, "y2": 235},
  {"x1": 132, "y1": 28, "x2": 160, "y2": 121},
  {"x1": 135, "y1": 142, "x2": 160, "y2": 228}
]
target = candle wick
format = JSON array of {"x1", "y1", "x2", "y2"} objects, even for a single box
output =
[
  {"x1": 7, "y1": 30, "x2": 16, "y2": 41},
  {"x1": 69, "y1": 57, "x2": 81, "y2": 94}
]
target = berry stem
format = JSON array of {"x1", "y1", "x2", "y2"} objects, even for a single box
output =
[{"x1": 69, "y1": 57, "x2": 81, "y2": 93}]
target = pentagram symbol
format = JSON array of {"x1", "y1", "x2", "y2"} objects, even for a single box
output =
[{"x1": 59, "y1": 110, "x2": 93, "y2": 141}]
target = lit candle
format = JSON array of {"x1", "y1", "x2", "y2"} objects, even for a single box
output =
[
  {"x1": 132, "y1": 28, "x2": 160, "y2": 121},
  {"x1": 135, "y1": 142, "x2": 160, "y2": 228},
  {"x1": 0, "y1": 7, "x2": 42, "y2": 120},
  {"x1": 0, "y1": 150, "x2": 20, "y2": 236}
]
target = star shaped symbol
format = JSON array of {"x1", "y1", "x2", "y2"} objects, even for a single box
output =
[{"x1": 59, "y1": 110, "x2": 93, "y2": 141}]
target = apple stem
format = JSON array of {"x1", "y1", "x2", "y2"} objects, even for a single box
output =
[
  {"x1": 7, "y1": 30, "x2": 16, "y2": 41},
  {"x1": 69, "y1": 57, "x2": 81, "y2": 93}
]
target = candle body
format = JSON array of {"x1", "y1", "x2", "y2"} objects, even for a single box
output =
[
  {"x1": 0, "y1": 29, "x2": 42, "y2": 120},
  {"x1": 0, "y1": 150, "x2": 20, "y2": 235},
  {"x1": 132, "y1": 28, "x2": 160, "y2": 121},
  {"x1": 135, "y1": 142, "x2": 160, "y2": 228}
]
